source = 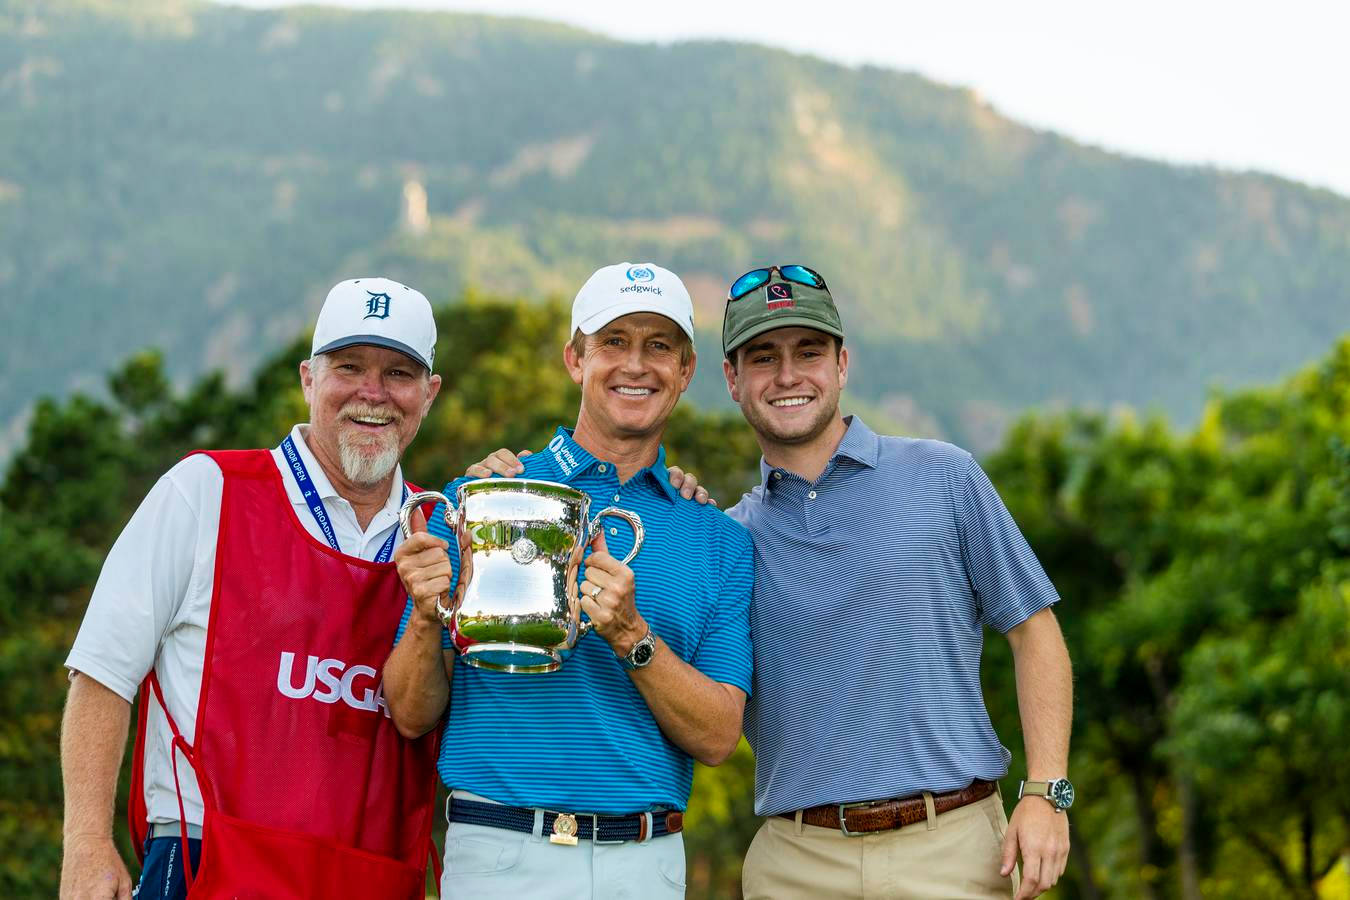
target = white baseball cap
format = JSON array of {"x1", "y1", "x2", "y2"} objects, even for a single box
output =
[
  {"x1": 311, "y1": 277, "x2": 436, "y2": 370},
  {"x1": 570, "y1": 262, "x2": 696, "y2": 341}
]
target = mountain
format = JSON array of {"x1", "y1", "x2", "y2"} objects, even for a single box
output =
[{"x1": 3, "y1": 0, "x2": 1348, "y2": 457}]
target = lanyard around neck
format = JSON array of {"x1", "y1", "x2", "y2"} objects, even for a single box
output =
[{"x1": 279, "y1": 435, "x2": 404, "y2": 562}]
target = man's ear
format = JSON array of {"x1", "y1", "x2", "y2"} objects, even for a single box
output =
[
  {"x1": 423, "y1": 373, "x2": 443, "y2": 416},
  {"x1": 838, "y1": 345, "x2": 849, "y2": 392},
  {"x1": 299, "y1": 359, "x2": 315, "y2": 406},
  {"x1": 723, "y1": 356, "x2": 741, "y2": 404},
  {"x1": 678, "y1": 350, "x2": 697, "y2": 393},
  {"x1": 563, "y1": 338, "x2": 585, "y2": 386}
]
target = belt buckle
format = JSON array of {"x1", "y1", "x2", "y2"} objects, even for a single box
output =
[
  {"x1": 549, "y1": 812, "x2": 579, "y2": 846},
  {"x1": 591, "y1": 813, "x2": 626, "y2": 845},
  {"x1": 837, "y1": 801, "x2": 873, "y2": 837}
]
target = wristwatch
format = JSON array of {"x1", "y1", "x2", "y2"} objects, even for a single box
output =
[
  {"x1": 618, "y1": 629, "x2": 657, "y2": 670},
  {"x1": 1018, "y1": 778, "x2": 1075, "y2": 812}
]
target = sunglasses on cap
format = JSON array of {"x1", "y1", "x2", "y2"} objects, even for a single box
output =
[{"x1": 727, "y1": 265, "x2": 828, "y2": 301}]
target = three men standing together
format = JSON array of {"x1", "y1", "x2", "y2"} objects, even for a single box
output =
[{"x1": 61, "y1": 261, "x2": 1072, "y2": 899}]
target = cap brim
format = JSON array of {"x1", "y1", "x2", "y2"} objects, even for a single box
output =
[
  {"x1": 724, "y1": 316, "x2": 846, "y2": 355},
  {"x1": 314, "y1": 335, "x2": 432, "y2": 370},
  {"x1": 576, "y1": 302, "x2": 695, "y2": 341}
]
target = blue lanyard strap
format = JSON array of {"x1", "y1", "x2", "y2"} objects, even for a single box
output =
[
  {"x1": 374, "y1": 486, "x2": 405, "y2": 564},
  {"x1": 280, "y1": 435, "x2": 406, "y2": 561}
]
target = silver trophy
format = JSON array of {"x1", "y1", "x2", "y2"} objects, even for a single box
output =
[{"x1": 399, "y1": 479, "x2": 644, "y2": 673}]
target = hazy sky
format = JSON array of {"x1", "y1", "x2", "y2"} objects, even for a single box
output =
[{"x1": 220, "y1": 0, "x2": 1350, "y2": 197}]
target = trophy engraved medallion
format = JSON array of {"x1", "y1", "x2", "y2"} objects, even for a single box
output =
[{"x1": 400, "y1": 478, "x2": 644, "y2": 673}]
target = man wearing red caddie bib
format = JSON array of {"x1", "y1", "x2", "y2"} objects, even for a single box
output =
[{"x1": 59, "y1": 278, "x2": 444, "y2": 900}]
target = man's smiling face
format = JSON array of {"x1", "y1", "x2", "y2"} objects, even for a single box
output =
[
  {"x1": 301, "y1": 344, "x2": 439, "y2": 485},
  {"x1": 566, "y1": 312, "x2": 695, "y2": 443},
  {"x1": 724, "y1": 327, "x2": 848, "y2": 447}
]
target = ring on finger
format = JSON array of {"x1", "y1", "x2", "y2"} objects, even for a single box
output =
[{"x1": 588, "y1": 584, "x2": 602, "y2": 599}]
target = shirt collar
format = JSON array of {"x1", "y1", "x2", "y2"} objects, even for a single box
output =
[
  {"x1": 547, "y1": 426, "x2": 679, "y2": 504},
  {"x1": 758, "y1": 415, "x2": 879, "y2": 487},
  {"x1": 645, "y1": 445, "x2": 680, "y2": 503},
  {"x1": 834, "y1": 416, "x2": 880, "y2": 468},
  {"x1": 289, "y1": 424, "x2": 405, "y2": 513}
]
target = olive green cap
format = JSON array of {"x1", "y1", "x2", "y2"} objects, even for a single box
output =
[{"x1": 722, "y1": 272, "x2": 845, "y2": 357}]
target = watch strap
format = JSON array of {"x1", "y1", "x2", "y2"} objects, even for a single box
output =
[
  {"x1": 1019, "y1": 778, "x2": 1072, "y2": 811},
  {"x1": 1020, "y1": 780, "x2": 1051, "y2": 797}
]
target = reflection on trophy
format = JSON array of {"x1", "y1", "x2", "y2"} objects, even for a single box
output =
[{"x1": 400, "y1": 479, "x2": 644, "y2": 673}]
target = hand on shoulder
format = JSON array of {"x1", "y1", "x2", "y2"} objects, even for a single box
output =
[
  {"x1": 465, "y1": 448, "x2": 530, "y2": 479},
  {"x1": 666, "y1": 466, "x2": 716, "y2": 506}
]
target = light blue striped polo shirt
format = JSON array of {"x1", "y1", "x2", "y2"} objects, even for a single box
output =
[
  {"x1": 727, "y1": 416, "x2": 1059, "y2": 816},
  {"x1": 396, "y1": 426, "x2": 754, "y2": 814}
]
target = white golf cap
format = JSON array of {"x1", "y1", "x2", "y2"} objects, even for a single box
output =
[
  {"x1": 570, "y1": 262, "x2": 695, "y2": 341},
  {"x1": 311, "y1": 277, "x2": 436, "y2": 370}
]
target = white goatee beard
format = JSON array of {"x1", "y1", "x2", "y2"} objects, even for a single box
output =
[{"x1": 336, "y1": 430, "x2": 400, "y2": 486}]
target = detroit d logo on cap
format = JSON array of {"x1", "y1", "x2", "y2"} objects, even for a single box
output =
[
  {"x1": 363, "y1": 291, "x2": 392, "y2": 319},
  {"x1": 626, "y1": 266, "x2": 655, "y2": 283}
]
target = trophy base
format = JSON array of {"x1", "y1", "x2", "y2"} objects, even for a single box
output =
[{"x1": 461, "y1": 642, "x2": 563, "y2": 674}]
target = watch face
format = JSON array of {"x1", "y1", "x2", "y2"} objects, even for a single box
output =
[
  {"x1": 633, "y1": 642, "x2": 654, "y2": 665},
  {"x1": 1050, "y1": 780, "x2": 1075, "y2": 810}
]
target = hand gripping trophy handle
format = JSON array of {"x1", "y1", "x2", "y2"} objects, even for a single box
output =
[
  {"x1": 398, "y1": 490, "x2": 459, "y2": 626},
  {"x1": 576, "y1": 507, "x2": 645, "y2": 637}
]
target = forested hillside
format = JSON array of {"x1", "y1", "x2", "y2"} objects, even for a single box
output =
[{"x1": 2, "y1": 0, "x2": 1349, "y2": 456}]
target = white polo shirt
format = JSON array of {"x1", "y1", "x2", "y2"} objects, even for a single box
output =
[{"x1": 65, "y1": 425, "x2": 410, "y2": 828}]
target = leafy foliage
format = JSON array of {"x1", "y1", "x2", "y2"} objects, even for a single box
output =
[{"x1": 981, "y1": 340, "x2": 1350, "y2": 899}]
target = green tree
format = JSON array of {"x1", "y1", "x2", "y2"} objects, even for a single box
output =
[{"x1": 984, "y1": 338, "x2": 1350, "y2": 899}]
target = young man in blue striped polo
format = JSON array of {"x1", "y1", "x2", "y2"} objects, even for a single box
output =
[
  {"x1": 383, "y1": 262, "x2": 753, "y2": 898},
  {"x1": 717, "y1": 264, "x2": 1073, "y2": 900}
]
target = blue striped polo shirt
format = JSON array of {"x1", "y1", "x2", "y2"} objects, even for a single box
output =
[
  {"x1": 727, "y1": 416, "x2": 1059, "y2": 816},
  {"x1": 397, "y1": 426, "x2": 754, "y2": 814}
]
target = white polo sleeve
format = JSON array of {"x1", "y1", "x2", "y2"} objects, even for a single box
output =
[{"x1": 65, "y1": 454, "x2": 221, "y2": 702}]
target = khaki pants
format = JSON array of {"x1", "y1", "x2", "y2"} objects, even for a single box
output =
[{"x1": 742, "y1": 791, "x2": 1018, "y2": 899}]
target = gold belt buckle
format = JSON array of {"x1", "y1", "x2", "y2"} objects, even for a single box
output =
[{"x1": 550, "y1": 812, "x2": 579, "y2": 846}]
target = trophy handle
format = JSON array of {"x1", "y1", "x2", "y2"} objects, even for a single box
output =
[
  {"x1": 587, "y1": 507, "x2": 645, "y2": 565},
  {"x1": 398, "y1": 490, "x2": 458, "y2": 626},
  {"x1": 577, "y1": 507, "x2": 645, "y2": 640},
  {"x1": 399, "y1": 490, "x2": 453, "y2": 539}
]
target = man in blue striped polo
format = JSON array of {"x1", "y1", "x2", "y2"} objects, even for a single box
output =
[
  {"x1": 713, "y1": 264, "x2": 1073, "y2": 899},
  {"x1": 382, "y1": 262, "x2": 754, "y2": 898}
]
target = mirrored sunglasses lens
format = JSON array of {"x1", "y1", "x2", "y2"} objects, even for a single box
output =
[
  {"x1": 780, "y1": 265, "x2": 823, "y2": 288},
  {"x1": 730, "y1": 269, "x2": 771, "y2": 299}
]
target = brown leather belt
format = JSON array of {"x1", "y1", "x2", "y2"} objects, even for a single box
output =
[{"x1": 778, "y1": 779, "x2": 998, "y2": 835}]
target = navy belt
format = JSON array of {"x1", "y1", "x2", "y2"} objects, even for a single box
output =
[{"x1": 448, "y1": 797, "x2": 683, "y2": 844}]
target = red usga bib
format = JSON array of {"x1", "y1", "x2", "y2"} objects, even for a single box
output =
[{"x1": 130, "y1": 449, "x2": 439, "y2": 898}]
